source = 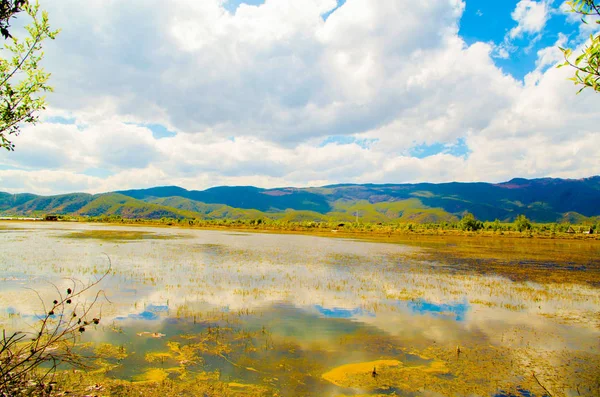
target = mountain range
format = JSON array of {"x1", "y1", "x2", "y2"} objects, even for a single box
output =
[{"x1": 1, "y1": 176, "x2": 599, "y2": 223}]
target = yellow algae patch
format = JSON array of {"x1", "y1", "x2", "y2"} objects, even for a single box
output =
[
  {"x1": 322, "y1": 358, "x2": 449, "y2": 391},
  {"x1": 95, "y1": 343, "x2": 128, "y2": 360},
  {"x1": 193, "y1": 371, "x2": 221, "y2": 382},
  {"x1": 132, "y1": 368, "x2": 169, "y2": 383},
  {"x1": 145, "y1": 351, "x2": 173, "y2": 364},
  {"x1": 335, "y1": 394, "x2": 389, "y2": 397},
  {"x1": 227, "y1": 381, "x2": 272, "y2": 396},
  {"x1": 228, "y1": 382, "x2": 253, "y2": 388},
  {"x1": 322, "y1": 360, "x2": 401, "y2": 387},
  {"x1": 143, "y1": 343, "x2": 202, "y2": 367},
  {"x1": 167, "y1": 341, "x2": 202, "y2": 366},
  {"x1": 427, "y1": 360, "x2": 446, "y2": 372}
]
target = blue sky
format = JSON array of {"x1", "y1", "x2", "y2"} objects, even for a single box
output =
[
  {"x1": 221, "y1": 0, "x2": 581, "y2": 81},
  {"x1": 459, "y1": 0, "x2": 577, "y2": 79},
  {"x1": 224, "y1": 0, "x2": 581, "y2": 80},
  {"x1": 0, "y1": 0, "x2": 598, "y2": 195}
]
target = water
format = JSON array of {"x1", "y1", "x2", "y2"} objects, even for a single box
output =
[{"x1": 0, "y1": 222, "x2": 598, "y2": 396}]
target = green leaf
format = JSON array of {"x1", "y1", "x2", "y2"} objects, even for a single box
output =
[{"x1": 0, "y1": 0, "x2": 59, "y2": 150}]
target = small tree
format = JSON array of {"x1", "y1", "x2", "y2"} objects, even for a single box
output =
[
  {"x1": 1, "y1": 0, "x2": 58, "y2": 150},
  {"x1": 514, "y1": 214, "x2": 532, "y2": 232},
  {"x1": 492, "y1": 219, "x2": 501, "y2": 232},
  {"x1": 458, "y1": 212, "x2": 483, "y2": 231},
  {"x1": 559, "y1": 0, "x2": 600, "y2": 93}
]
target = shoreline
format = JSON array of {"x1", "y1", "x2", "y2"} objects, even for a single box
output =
[{"x1": 2, "y1": 218, "x2": 599, "y2": 243}]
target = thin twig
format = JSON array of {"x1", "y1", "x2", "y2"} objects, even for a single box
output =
[{"x1": 532, "y1": 371, "x2": 554, "y2": 397}]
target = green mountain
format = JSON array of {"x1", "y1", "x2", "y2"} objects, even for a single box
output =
[
  {"x1": 120, "y1": 185, "x2": 331, "y2": 213},
  {"x1": 0, "y1": 193, "x2": 197, "y2": 220},
  {"x1": 1, "y1": 176, "x2": 599, "y2": 223},
  {"x1": 76, "y1": 193, "x2": 198, "y2": 219},
  {"x1": 147, "y1": 197, "x2": 267, "y2": 220}
]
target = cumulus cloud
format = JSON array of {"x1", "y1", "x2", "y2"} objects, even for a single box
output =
[
  {"x1": 30, "y1": 0, "x2": 469, "y2": 143},
  {"x1": 492, "y1": 0, "x2": 552, "y2": 59},
  {"x1": 509, "y1": 0, "x2": 551, "y2": 39},
  {"x1": 0, "y1": 0, "x2": 598, "y2": 195}
]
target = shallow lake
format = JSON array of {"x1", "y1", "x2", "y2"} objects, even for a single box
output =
[{"x1": 1, "y1": 222, "x2": 599, "y2": 396}]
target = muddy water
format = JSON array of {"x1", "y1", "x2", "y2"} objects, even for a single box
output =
[{"x1": 0, "y1": 222, "x2": 599, "y2": 396}]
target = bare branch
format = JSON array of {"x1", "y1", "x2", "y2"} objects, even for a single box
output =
[{"x1": 0, "y1": 259, "x2": 112, "y2": 393}]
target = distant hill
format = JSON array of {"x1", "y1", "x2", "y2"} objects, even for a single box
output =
[
  {"x1": 118, "y1": 185, "x2": 331, "y2": 213},
  {"x1": 1, "y1": 176, "x2": 599, "y2": 223},
  {"x1": 0, "y1": 192, "x2": 197, "y2": 220}
]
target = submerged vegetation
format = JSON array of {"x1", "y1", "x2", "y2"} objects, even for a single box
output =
[{"x1": 62, "y1": 230, "x2": 186, "y2": 242}]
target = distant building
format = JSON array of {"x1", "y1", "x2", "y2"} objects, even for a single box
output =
[
  {"x1": 44, "y1": 214, "x2": 59, "y2": 221},
  {"x1": 566, "y1": 226, "x2": 576, "y2": 234}
]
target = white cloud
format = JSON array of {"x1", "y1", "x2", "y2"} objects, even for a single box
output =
[
  {"x1": 492, "y1": 45, "x2": 511, "y2": 60},
  {"x1": 0, "y1": 0, "x2": 598, "y2": 195},
  {"x1": 493, "y1": 0, "x2": 552, "y2": 60},
  {"x1": 31, "y1": 0, "x2": 468, "y2": 144},
  {"x1": 0, "y1": 169, "x2": 99, "y2": 195},
  {"x1": 509, "y1": 0, "x2": 551, "y2": 39},
  {"x1": 535, "y1": 33, "x2": 568, "y2": 70}
]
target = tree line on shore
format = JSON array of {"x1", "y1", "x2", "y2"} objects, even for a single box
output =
[{"x1": 36, "y1": 212, "x2": 598, "y2": 237}]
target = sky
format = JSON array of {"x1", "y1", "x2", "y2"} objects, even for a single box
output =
[{"x1": 0, "y1": 0, "x2": 599, "y2": 195}]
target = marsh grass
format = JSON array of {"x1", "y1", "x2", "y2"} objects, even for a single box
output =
[
  {"x1": 380, "y1": 235, "x2": 600, "y2": 285},
  {"x1": 61, "y1": 230, "x2": 187, "y2": 242}
]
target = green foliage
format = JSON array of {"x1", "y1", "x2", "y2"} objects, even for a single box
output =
[
  {"x1": 458, "y1": 212, "x2": 483, "y2": 231},
  {"x1": 559, "y1": 0, "x2": 600, "y2": 93},
  {"x1": 0, "y1": 1, "x2": 28, "y2": 39},
  {"x1": 514, "y1": 214, "x2": 532, "y2": 232},
  {"x1": 0, "y1": 0, "x2": 58, "y2": 150},
  {"x1": 491, "y1": 219, "x2": 501, "y2": 231}
]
